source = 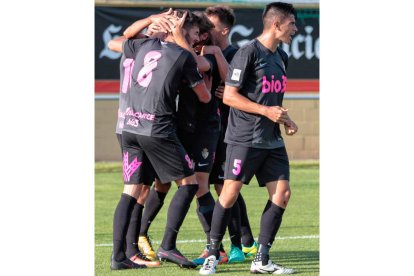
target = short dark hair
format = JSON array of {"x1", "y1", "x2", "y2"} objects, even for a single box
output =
[
  {"x1": 175, "y1": 9, "x2": 202, "y2": 31},
  {"x1": 205, "y1": 5, "x2": 235, "y2": 28},
  {"x1": 193, "y1": 11, "x2": 214, "y2": 34},
  {"x1": 262, "y1": 2, "x2": 296, "y2": 24}
]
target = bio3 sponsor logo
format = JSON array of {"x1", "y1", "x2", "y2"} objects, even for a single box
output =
[{"x1": 262, "y1": 75, "x2": 287, "y2": 94}]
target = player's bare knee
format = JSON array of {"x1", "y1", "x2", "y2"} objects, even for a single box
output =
[
  {"x1": 279, "y1": 189, "x2": 291, "y2": 207},
  {"x1": 219, "y1": 188, "x2": 240, "y2": 208},
  {"x1": 123, "y1": 183, "x2": 142, "y2": 199},
  {"x1": 196, "y1": 183, "x2": 210, "y2": 197},
  {"x1": 284, "y1": 188, "x2": 291, "y2": 201},
  {"x1": 155, "y1": 180, "x2": 171, "y2": 193},
  {"x1": 176, "y1": 175, "x2": 198, "y2": 186},
  {"x1": 219, "y1": 194, "x2": 237, "y2": 208},
  {"x1": 137, "y1": 185, "x2": 151, "y2": 204}
]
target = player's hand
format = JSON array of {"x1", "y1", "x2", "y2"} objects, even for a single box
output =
[
  {"x1": 146, "y1": 23, "x2": 168, "y2": 36},
  {"x1": 162, "y1": 7, "x2": 173, "y2": 15},
  {"x1": 149, "y1": 8, "x2": 176, "y2": 33},
  {"x1": 263, "y1": 106, "x2": 289, "y2": 124},
  {"x1": 284, "y1": 120, "x2": 298, "y2": 135},
  {"x1": 170, "y1": 10, "x2": 187, "y2": 38},
  {"x1": 215, "y1": 85, "x2": 224, "y2": 99}
]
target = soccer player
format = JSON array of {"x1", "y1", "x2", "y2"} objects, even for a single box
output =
[
  {"x1": 190, "y1": 5, "x2": 257, "y2": 265},
  {"x1": 123, "y1": 15, "x2": 174, "y2": 263},
  {"x1": 204, "y1": 5, "x2": 258, "y2": 264},
  {"x1": 115, "y1": 53, "x2": 162, "y2": 269},
  {"x1": 109, "y1": 10, "x2": 211, "y2": 269},
  {"x1": 199, "y1": 2, "x2": 298, "y2": 275},
  {"x1": 174, "y1": 10, "x2": 228, "y2": 265},
  {"x1": 109, "y1": 9, "x2": 177, "y2": 270},
  {"x1": 124, "y1": 10, "x2": 215, "y2": 262}
]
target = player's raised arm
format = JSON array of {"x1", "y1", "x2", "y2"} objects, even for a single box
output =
[
  {"x1": 201, "y1": 45, "x2": 229, "y2": 81},
  {"x1": 107, "y1": 36, "x2": 126, "y2": 53},
  {"x1": 123, "y1": 8, "x2": 175, "y2": 38},
  {"x1": 108, "y1": 9, "x2": 173, "y2": 53}
]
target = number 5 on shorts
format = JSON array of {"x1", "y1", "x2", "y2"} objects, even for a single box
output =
[{"x1": 232, "y1": 159, "x2": 242, "y2": 176}]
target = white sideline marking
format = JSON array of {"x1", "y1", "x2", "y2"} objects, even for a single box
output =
[{"x1": 95, "y1": 235, "x2": 319, "y2": 247}]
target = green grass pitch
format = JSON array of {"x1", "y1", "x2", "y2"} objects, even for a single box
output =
[{"x1": 95, "y1": 161, "x2": 319, "y2": 275}]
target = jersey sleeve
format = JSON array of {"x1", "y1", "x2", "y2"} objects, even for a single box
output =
[
  {"x1": 122, "y1": 38, "x2": 149, "y2": 59},
  {"x1": 182, "y1": 52, "x2": 204, "y2": 88},
  {"x1": 225, "y1": 45, "x2": 254, "y2": 88}
]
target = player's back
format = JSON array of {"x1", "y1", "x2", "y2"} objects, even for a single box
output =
[{"x1": 122, "y1": 38, "x2": 202, "y2": 138}]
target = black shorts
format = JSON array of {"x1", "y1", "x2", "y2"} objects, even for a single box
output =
[
  {"x1": 224, "y1": 144, "x2": 290, "y2": 186},
  {"x1": 209, "y1": 131, "x2": 226, "y2": 184},
  {"x1": 116, "y1": 133, "x2": 123, "y2": 155},
  {"x1": 122, "y1": 131, "x2": 194, "y2": 184},
  {"x1": 178, "y1": 129, "x2": 219, "y2": 173},
  {"x1": 118, "y1": 132, "x2": 155, "y2": 186},
  {"x1": 116, "y1": 133, "x2": 154, "y2": 186}
]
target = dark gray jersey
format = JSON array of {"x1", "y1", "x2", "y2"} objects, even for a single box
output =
[
  {"x1": 176, "y1": 53, "x2": 220, "y2": 133},
  {"x1": 224, "y1": 39, "x2": 288, "y2": 149},
  {"x1": 122, "y1": 38, "x2": 203, "y2": 138}
]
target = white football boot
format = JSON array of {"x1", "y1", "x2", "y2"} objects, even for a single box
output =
[{"x1": 250, "y1": 259, "x2": 295, "y2": 274}]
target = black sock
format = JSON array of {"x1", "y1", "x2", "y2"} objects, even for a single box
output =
[
  {"x1": 254, "y1": 244, "x2": 270, "y2": 265},
  {"x1": 209, "y1": 201, "x2": 231, "y2": 258},
  {"x1": 196, "y1": 191, "x2": 215, "y2": 245},
  {"x1": 228, "y1": 200, "x2": 242, "y2": 249},
  {"x1": 125, "y1": 203, "x2": 144, "y2": 258},
  {"x1": 112, "y1": 193, "x2": 137, "y2": 261},
  {"x1": 139, "y1": 188, "x2": 167, "y2": 236},
  {"x1": 238, "y1": 193, "x2": 255, "y2": 247},
  {"x1": 258, "y1": 201, "x2": 285, "y2": 248},
  {"x1": 161, "y1": 184, "x2": 198, "y2": 250},
  {"x1": 209, "y1": 240, "x2": 221, "y2": 259}
]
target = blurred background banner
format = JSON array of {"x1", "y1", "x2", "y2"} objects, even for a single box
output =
[
  {"x1": 95, "y1": 0, "x2": 319, "y2": 5},
  {"x1": 95, "y1": 3, "x2": 319, "y2": 81},
  {"x1": 95, "y1": 1, "x2": 319, "y2": 161}
]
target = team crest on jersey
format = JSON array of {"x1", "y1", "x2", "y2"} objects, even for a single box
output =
[
  {"x1": 231, "y1": 69, "x2": 241, "y2": 81},
  {"x1": 201, "y1": 148, "x2": 209, "y2": 159}
]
